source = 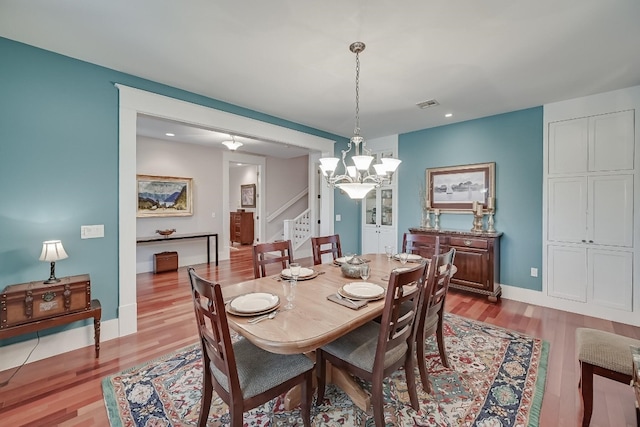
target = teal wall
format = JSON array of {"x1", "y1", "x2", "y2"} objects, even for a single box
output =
[
  {"x1": 0, "y1": 37, "x2": 350, "y2": 343},
  {"x1": 397, "y1": 108, "x2": 544, "y2": 290}
]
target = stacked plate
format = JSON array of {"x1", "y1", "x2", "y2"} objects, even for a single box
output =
[
  {"x1": 338, "y1": 282, "x2": 385, "y2": 301},
  {"x1": 281, "y1": 267, "x2": 317, "y2": 280},
  {"x1": 227, "y1": 293, "x2": 280, "y2": 316}
]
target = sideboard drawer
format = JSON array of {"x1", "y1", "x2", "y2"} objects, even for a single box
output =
[{"x1": 449, "y1": 237, "x2": 488, "y2": 250}]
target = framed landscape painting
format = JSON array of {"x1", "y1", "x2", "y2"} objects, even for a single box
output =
[
  {"x1": 137, "y1": 175, "x2": 193, "y2": 217},
  {"x1": 426, "y1": 162, "x2": 495, "y2": 212}
]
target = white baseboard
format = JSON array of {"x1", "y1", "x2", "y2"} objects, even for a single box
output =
[
  {"x1": 0, "y1": 318, "x2": 119, "y2": 371},
  {"x1": 501, "y1": 284, "x2": 639, "y2": 327}
]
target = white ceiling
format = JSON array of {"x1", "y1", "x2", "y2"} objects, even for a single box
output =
[
  {"x1": 136, "y1": 114, "x2": 311, "y2": 159},
  {"x1": 2, "y1": 0, "x2": 640, "y2": 151}
]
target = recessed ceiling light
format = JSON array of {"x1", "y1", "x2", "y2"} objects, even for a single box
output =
[
  {"x1": 165, "y1": 133, "x2": 175, "y2": 136},
  {"x1": 445, "y1": 113, "x2": 453, "y2": 118}
]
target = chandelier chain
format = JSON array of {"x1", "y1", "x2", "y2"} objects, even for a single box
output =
[{"x1": 354, "y1": 50, "x2": 360, "y2": 136}]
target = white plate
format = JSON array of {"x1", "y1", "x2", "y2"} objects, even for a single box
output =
[
  {"x1": 230, "y1": 293, "x2": 279, "y2": 314},
  {"x1": 341, "y1": 282, "x2": 385, "y2": 299},
  {"x1": 281, "y1": 267, "x2": 315, "y2": 278},
  {"x1": 394, "y1": 253, "x2": 422, "y2": 261},
  {"x1": 333, "y1": 256, "x2": 352, "y2": 265}
]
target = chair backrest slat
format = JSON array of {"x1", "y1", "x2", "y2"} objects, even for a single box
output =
[
  {"x1": 376, "y1": 263, "x2": 427, "y2": 368},
  {"x1": 188, "y1": 268, "x2": 241, "y2": 399},
  {"x1": 418, "y1": 248, "x2": 456, "y2": 326},
  {"x1": 252, "y1": 240, "x2": 294, "y2": 278},
  {"x1": 311, "y1": 234, "x2": 342, "y2": 265}
]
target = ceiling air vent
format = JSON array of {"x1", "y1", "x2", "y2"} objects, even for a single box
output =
[{"x1": 416, "y1": 99, "x2": 439, "y2": 109}]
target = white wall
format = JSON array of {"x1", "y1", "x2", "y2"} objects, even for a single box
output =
[
  {"x1": 265, "y1": 155, "x2": 309, "y2": 240},
  {"x1": 136, "y1": 136, "x2": 223, "y2": 272}
]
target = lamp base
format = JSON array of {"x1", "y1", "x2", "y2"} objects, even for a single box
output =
[{"x1": 44, "y1": 261, "x2": 60, "y2": 284}]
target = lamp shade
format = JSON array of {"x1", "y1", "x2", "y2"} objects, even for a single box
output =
[
  {"x1": 222, "y1": 140, "x2": 243, "y2": 150},
  {"x1": 381, "y1": 157, "x2": 402, "y2": 173},
  {"x1": 39, "y1": 240, "x2": 68, "y2": 262},
  {"x1": 336, "y1": 182, "x2": 376, "y2": 199}
]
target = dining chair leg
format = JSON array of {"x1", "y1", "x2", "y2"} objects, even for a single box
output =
[
  {"x1": 371, "y1": 377, "x2": 385, "y2": 427},
  {"x1": 404, "y1": 353, "x2": 419, "y2": 410},
  {"x1": 230, "y1": 403, "x2": 244, "y2": 427},
  {"x1": 436, "y1": 312, "x2": 450, "y2": 368},
  {"x1": 316, "y1": 350, "x2": 327, "y2": 404},
  {"x1": 416, "y1": 327, "x2": 431, "y2": 393},
  {"x1": 198, "y1": 370, "x2": 213, "y2": 427},
  {"x1": 580, "y1": 361, "x2": 594, "y2": 427},
  {"x1": 302, "y1": 370, "x2": 312, "y2": 427}
]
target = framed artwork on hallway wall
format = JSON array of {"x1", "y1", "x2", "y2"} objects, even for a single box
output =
[
  {"x1": 241, "y1": 184, "x2": 256, "y2": 208},
  {"x1": 426, "y1": 162, "x2": 495, "y2": 212},
  {"x1": 137, "y1": 175, "x2": 193, "y2": 217}
]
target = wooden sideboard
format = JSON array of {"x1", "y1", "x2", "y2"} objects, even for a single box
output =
[
  {"x1": 230, "y1": 211, "x2": 254, "y2": 245},
  {"x1": 408, "y1": 228, "x2": 502, "y2": 302}
]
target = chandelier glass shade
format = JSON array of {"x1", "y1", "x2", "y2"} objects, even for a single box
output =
[
  {"x1": 319, "y1": 42, "x2": 401, "y2": 199},
  {"x1": 222, "y1": 136, "x2": 243, "y2": 151}
]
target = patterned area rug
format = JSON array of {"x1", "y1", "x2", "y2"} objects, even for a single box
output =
[{"x1": 102, "y1": 314, "x2": 548, "y2": 426}]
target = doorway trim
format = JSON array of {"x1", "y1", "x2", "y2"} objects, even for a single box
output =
[{"x1": 116, "y1": 84, "x2": 335, "y2": 336}]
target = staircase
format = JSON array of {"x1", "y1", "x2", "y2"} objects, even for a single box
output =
[{"x1": 284, "y1": 209, "x2": 311, "y2": 252}]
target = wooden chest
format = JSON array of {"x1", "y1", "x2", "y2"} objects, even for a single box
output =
[
  {"x1": 1, "y1": 274, "x2": 91, "y2": 329},
  {"x1": 154, "y1": 251, "x2": 178, "y2": 273}
]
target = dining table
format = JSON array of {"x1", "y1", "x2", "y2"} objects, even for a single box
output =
[{"x1": 221, "y1": 252, "x2": 454, "y2": 411}]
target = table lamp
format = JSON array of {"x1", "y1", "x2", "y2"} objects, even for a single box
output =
[{"x1": 39, "y1": 240, "x2": 69, "y2": 284}]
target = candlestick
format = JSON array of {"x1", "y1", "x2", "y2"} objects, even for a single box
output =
[
  {"x1": 488, "y1": 197, "x2": 494, "y2": 210},
  {"x1": 487, "y1": 210, "x2": 496, "y2": 233}
]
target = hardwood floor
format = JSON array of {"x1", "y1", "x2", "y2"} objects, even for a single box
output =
[{"x1": 1, "y1": 246, "x2": 638, "y2": 426}]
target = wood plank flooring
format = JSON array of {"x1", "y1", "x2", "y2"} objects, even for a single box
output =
[{"x1": 1, "y1": 246, "x2": 638, "y2": 426}]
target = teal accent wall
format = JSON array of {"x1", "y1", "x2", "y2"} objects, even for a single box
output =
[
  {"x1": 397, "y1": 108, "x2": 543, "y2": 290},
  {"x1": 0, "y1": 37, "x2": 350, "y2": 343}
]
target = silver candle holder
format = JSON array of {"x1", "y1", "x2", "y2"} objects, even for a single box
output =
[
  {"x1": 487, "y1": 209, "x2": 496, "y2": 233},
  {"x1": 422, "y1": 209, "x2": 432, "y2": 229},
  {"x1": 433, "y1": 209, "x2": 441, "y2": 230}
]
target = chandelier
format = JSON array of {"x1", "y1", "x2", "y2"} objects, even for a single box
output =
[
  {"x1": 222, "y1": 135, "x2": 243, "y2": 151},
  {"x1": 319, "y1": 42, "x2": 401, "y2": 199}
]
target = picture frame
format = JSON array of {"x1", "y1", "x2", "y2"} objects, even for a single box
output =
[
  {"x1": 137, "y1": 175, "x2": 193, "y2": 217},
  {"x1": 426, "y1": 162, "x2": 495, "y2": 212},
  {"x1": 240, "y1": 184, "x2": 256, "y2": 208}
]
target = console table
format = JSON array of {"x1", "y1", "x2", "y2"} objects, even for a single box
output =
[
  {"x1": 136, "y1": 232, "x2": 219, "y2": 266},
  {"x1": 0, "y1": 299, "x2": 101, "y2": 358}
]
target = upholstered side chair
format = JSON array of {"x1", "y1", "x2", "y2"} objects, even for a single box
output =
[
  {"x1": 316, "y1": 262, "x2": 427, "y2": 427},
  {"x1": 188, "y1": 267, "x2": 314, "y2": 427}
]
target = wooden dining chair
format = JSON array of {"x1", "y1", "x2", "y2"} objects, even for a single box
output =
[
  {"x1": 316, "y1": 262, "x2": 427, "y2": 427},
  {"x1": 252, "y1": 240, "x2": 294, "y2": 279},
  {"x1": 402, "y1": 232, "x2": 441, "y2": 259},
  {"x1": 414, "y1": 248, "x2": 456, "y2": 393},
  {"x1": 187, "y1": 267, "x2": 314, "y2": 427},
  {"x1": 311, "y1": 234, "x2": 342, "y2": 265}
]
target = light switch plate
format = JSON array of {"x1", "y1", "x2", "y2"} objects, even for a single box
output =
[
  {"x1": 530, "y1": 267, "x2": 538, "y2": 277},
  {"x1": 81, "y1": 224, "x2": 104, "y2": 239}
]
